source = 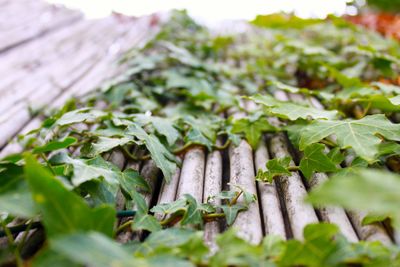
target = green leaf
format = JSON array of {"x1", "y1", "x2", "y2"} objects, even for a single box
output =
[
  {"x1": 130, "y1": 190, "x2": 162, "y2": 232},
  {"x1": 119, "y1": 168, "x2": 150, "y2": 198},
  {"x1": 127, "y1": 124, "x2": 177, "y2": 182},
  {"x1": 279, "y1": 223, "x2": 344, "y2": 267},
  {"x1": 299, "y1": 143, "x2": 337, "y2": 179},
  {"x1": 87, "y1": 136, "x2": 132, "y2": 157},
  {"x1": 220, "y1": 204, "x2": 247, "y2": 226},
  {"x1": 180, "y1": 194, "x2": 203, "y2": 226},
  {"x1": 32, "y1": 248, "x2": 80, "y2": 267},
  {"x1": 307, "y1": 168, "x2": 400, "y2": 231},
  {"x1": 249, "y1": 94, "x2": 338, "y2": 120},
  {"x1": 184, "y1": 128, "x2": 213, "y2": 151},
  {"x1": 132, "y1": 214, "x2": 162, "y2": 232},
  {"x1": 24, "y1": 154, "x2": 115, "y2": 237},
  {"x1": 362, "y1": 214, "x2": 388, "y2": 226},
  {"x1": 33, "y1": 137, "x2": 77, "y2": 154},
  {"x1": 144, "y1": 134, "x2": 177, "y2": 183},
  {"x1": 135, "y1": 114, "x2": 180, "y2": 146},
  {"x1": 0, "y1": 163, "x2": 36, "y2": 217},
  {"x1": 51, "y1": 232, "x2": 140, "y2": 267},
  {"x1": 256, "y1": 157, "x2": 291, "y2": 183},
  {"x1": 270, "y1": 80, "x2": 301, "y2": 93},
  {"x1": 55, "y1": 108, "x2": 106, "y2": 126},
  {"x1": 137, "y1": 228, "x2": 199, "y2": 255},
  {"x1": 210, "y1": 228, "x2": 262, "y2": 266},
  {"x1": 298, "y1": 114, "x2": 400, "y2": 161},
  {"x1": 151, "y1": 198, "x2": 187, "y2": 215},
  {"x1": 231, "y1": 115, "x2": 275, "y2": 149},
  {"x1": 262, "y1": 235, "x2": 286, "y2": 259},
  {"x1": 325, "y1": 65, "x2": 364, "y2": 88},
  {"x1": 52, "y1": 154, "x2": 121, "y2": 192},
  {"x1": 182, "y1": 115, "x2": 220, "y2": 143},
  {"x1": 326, "y1": 147, "x2": 344, "y2": 165},
  {"x1": 377, "y1": 142, "x2": 400, "y2": 157}
]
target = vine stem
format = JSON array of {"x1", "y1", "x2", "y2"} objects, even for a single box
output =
[
  {"x1": 287, "y1": 166, "x2": 300, "y2": 172},
  {"x1": 230, "y1": 191, "x2": 243, "y2": 206},
  {"x1": 213, "y1": 139, "x2": 231, "y2": 150},
  {"x1": 120, "y1": 146, "x2": 150, "y2": 161},
  {"x1": 320, "y1": 139, "x2": 336, "y2": 148},
  {"x1": 115, "y1": 220, "x2": 133, "y2": 234}
]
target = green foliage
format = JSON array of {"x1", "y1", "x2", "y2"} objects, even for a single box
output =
[
  {"x1": 297, "y1": 114, "x2": 400, "y2": 161},
  {"x1": 152, "y1": 188, "x2": 256, "y2": 227},
  {"x1": 231, "y1": 112, "x2": 276, "y2": 148},
  {"x1": 32, "y1": 136, "x2": 77, "y2": 154},
  {"x1": 36, "y1": 224, "x2": 400, "y2": 266},
  {"x1": 1, "y1": 9, "x2": 400, "y2": 266},
  {"x1": 308, "y1": 168, "x2": 400, "y2": 231},
  {"x1": 250, "y1": 94, "x2": 338, "y2": 120},
  {"x1": 256, "y1": 157, "x2": 291, "y2": 183},
  {"x1": 299, "y1": 143, "x2": 339, "y2": 179},
  {"x1": 24, "y1": 154, "x2": 116, "y2": 237}
]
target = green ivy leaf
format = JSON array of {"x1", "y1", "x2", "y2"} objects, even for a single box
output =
[
  {"x1": 0, "y1": 163, "x2": 36, "y2": 217},
  {"x1": 362, "y1": 214, "x2": 388, "y2": 226},
  {"x1": 55, "y1": 108, "x2": 106, "y2": 126},
  {"x1": 184, "y1": 128, "x2": 213, "y2": 151},
  {"x1": 299, "y1": 143, "x2": 337, "y2": 179},
  {"x1": 326, "y1": 147, "x2": 344, "y2": 165},
  {"x1": 256, "y1": 157, "x2": 291, "y2": 183},
  {"x1": 249, "y1": 94, "x2": 338, "y2": 120},
  {"x1": 180, "y1": 194, "x2": 203, "y2": 226},
  {"x1": 220, "y1": 204, "x2": 247, "y2": 226},
  {"x1": 298, "y1": 114, "x2": 400, "y2": 161},
  {"x1": 119, "y1": 168, "x2": 150, "y2": 198},
  {"x1": 32, "y1": 248, "x2": 80, "y2": 267},
  {"x1": 127, "y1": 124, "x2": 177, "y2": 183},
  {"x1": 24, "y1": 154, "x2": 115, "y2": 237},
  {"x1": 87, "y1": 136, "x2": 132, "y2": 157},
  {"x1": 33, "y1": 137, "x2": 77, "y2": 154},
  {"x1": 151, "y1": 198, "x2": 187, "y2": 215},
  {"x1": 135, "y1": 114, "x2": 180, "y2": 146},
  {"x1": 137, "y1": 228, "x2": 200, "y2": 255},
  {"x1": 52, "y1": 153, "x2": 121, "y2": 192},
  {"x1": 51, "y1": 232, "x2": 140, "y2": 267},
  {"x1": 307, "y1": 168, "x2": 400, "y2": 231},
  {"x1": 279, "y1": 223, "x2": 344, "y2": 266},
  {"x1": 231, "y1": 114, "x2": 275, "y2": 149}
]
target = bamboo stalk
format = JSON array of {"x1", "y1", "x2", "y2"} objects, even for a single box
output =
[
  {"x1": 254, "y1": 137, "x2": 287, "y2": 239},
  {"x1": 268, "y1": 133, "x2": 319, "y2": 240},
  {"x1": 176, "y1": 146, "x2": 205, "y2": 202},
  {"x1": 203, "y1": 139, "x2": 223, "y2": 252}
]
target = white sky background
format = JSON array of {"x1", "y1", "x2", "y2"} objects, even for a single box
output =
[{"x1": 46, "y1": 0, "x2": 356, "y2": 23}]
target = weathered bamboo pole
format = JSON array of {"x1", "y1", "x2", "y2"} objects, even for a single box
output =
[
  {"x1": 203, "y1": 139, "x2": 223, "y2": 251},
  {"x1": 176, "y1": 146, "x2": 205, "y2": 202},
  {"x1": 254, "y1": 137, "x2": 287, "y2": 239},
  {"x1": 228, "y1": 107, "x2": 263, "y2": 244}
]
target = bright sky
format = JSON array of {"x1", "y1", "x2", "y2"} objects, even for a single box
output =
[{"x1": 47, "y1": 0, "x2": 357, "y2": 22}]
